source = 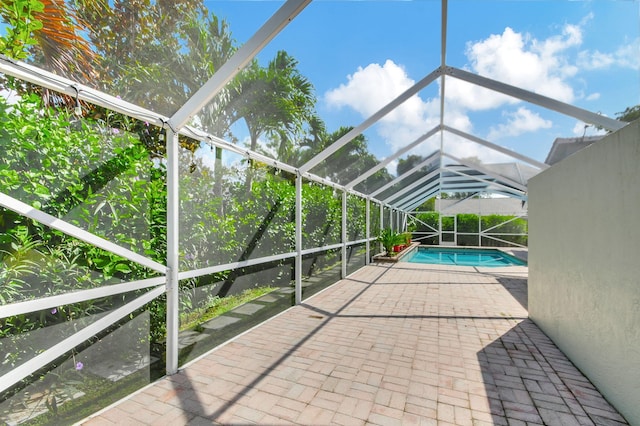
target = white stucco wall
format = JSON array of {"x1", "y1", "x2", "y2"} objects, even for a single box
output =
[{"x1": 528, "y1": 119, "x2": 640, "y2": 424}]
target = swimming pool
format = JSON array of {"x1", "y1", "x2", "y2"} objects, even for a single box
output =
[{"x1": 403, "y1": 247, "x2": 526, "y2": 267}]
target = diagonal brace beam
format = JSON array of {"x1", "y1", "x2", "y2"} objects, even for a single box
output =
[
  {"x1": 445, "y1": 66, "x2": 626, "y2": 132},
  {"x1": 370, "y1": 151, "x2": 441, "y2": 198},
  {"x1": 299, "y1": 67, "x2": 443, "y2": 174},
  {"x1": 169, "y1": 0, "x2": 311, "y2": 131},
  {"x1": 443, "y1": 125, "x2": 548, "y2": 170},
  {"x1": 345, "y1": 125, "x2": 440, "y2": 189}
]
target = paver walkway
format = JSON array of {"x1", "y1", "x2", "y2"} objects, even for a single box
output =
[{"x1": 80, "y1": 262, "x2": 628, "y2": 425}]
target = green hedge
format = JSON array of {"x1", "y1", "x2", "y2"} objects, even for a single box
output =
[{"x1": 410, "y1": 212, "x2": 527, "y2": 246}]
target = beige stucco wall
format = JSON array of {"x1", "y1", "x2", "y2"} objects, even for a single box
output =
[{"x1": 528, "y1": 119, "x2": 640, "y2": 424}]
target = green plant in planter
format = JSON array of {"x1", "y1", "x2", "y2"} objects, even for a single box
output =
[{"x1": 377, "y1": 228, "x2": 404, "y2": 256}]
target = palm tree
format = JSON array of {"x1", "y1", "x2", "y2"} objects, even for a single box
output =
[
  {"x1": 73, "y1": 0, "x2": 208, "y2": 113},
  {"x1": 307, "y1": 126, "x2": 391, "y2": 189},
  {"x1": 0, "y1": 0, "x2": 99, "y2": 110},
  {"x1": 228, "y1": 51, "x2": 316, "y2": 191},
  {"x1": 1, "y1": 0, "x2": 96, "y2": 81},
  {"x1": 170, "y1": 11, "x2": 237, "y2": 204}
]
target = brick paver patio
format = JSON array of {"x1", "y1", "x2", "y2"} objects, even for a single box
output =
[{"x1": 80, "y1": 262, "x2": 628, "y2": 425}]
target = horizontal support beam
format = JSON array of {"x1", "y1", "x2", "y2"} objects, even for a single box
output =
[
  {"x1": 177, "y1": 237, "x2": 373, "y2": 282},
  {"x1": 0, "y1": 286, "x2": 164, "y2": 396},
  {"x1": 0, "y1": 56, "x2": 373, "y2": 206},
  {"x1": 0, "y1": 192, "x2": 166, "y2": 274},
  {"x1": 0, "y1": 277, "x2": 165, "y2": 319}
]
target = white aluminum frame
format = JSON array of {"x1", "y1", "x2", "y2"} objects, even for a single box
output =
[
  {"x1": 439, "y1": 214, "x2": 456, "y2": 245},
  {"x1": 2, "y1": 0, "x2": 632, "y2": 405},
  {"x1": 0, "y1": 192, "x2": 166, "y2": 274},
  {"x1": 342, "y1": 190, "x2": 348, "y2": 278},
  {"x1": 169, "y1": 0, "x2": 312, "y2": 131},
  {"x1": 295, "y1": 174, "x2": 303, "y2": 304},
  {"x1": 0, "y1": 286, "x2": 165, "y2": 395},
  {"x1": 299, "y1": 68, "x2": 443, "y2": 174},
  {"x1": 365, "y1": 199, "x2": 371, "y2": 264},
  {"x1": 443, "y1": 125, "x2": 548, "y2": 170},
  {"x1": 344, "y1": 126, "x2": 440, "y2": 190},
  {"x1": 165, "y1": 128, "x2": 180, "y2": 375},
  {"x1": 441, "y1": 167, "x2": 527, "y2": 200},
  {"x1": 0, "y1": 277, "x2": 165, "y2": 319},
  {"x1": 444, "y1": 66, "x2": 626, "y2": 132}
]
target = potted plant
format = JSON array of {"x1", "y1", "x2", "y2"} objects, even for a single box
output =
[{"x1": 377, "y1": 228, "x2": 404, "y2": 256}]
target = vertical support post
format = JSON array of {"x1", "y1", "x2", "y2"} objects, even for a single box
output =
[
  {"x1": 454, "y1": 213, "x2": 457, "y2": 246},
  {"x1": 478, "y1": 212, "x2": 482, "y2": 247},
  {"x1": 165, "y1": 128, "x2": 179, "y2": 375},
  {"x1": 376, "y1": 203, "x2": 384, "y2": 255},
  {"x1": 341, "y1": 190, "x2": 347, "y2": 279},
  {"x1": 394, "y1": 209, "x2": 397, "y2": 231},
  {"x1": 365, "y1": 198, "x2": 370, "y2": 265},
  {"x1": 390, "y1": 208, "x2": 394, "y2": 232},
  {"x1": 478, "y1": 193, "x2": 483, "y2": 247},
  {"x1": 295, "y1": 173, "x2": 302, "y2": 304}
]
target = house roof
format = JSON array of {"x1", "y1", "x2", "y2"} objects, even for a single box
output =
[
  {"x1": 545, "y1": 136, "x2": 605, "y2": 166},
  {"x1": 435, "y1": 197, "x2": 527, "y2": 216}
]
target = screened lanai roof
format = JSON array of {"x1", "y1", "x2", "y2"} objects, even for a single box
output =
[{"x1": 1, "y1": 0, "x2": 635, "y2": 212}]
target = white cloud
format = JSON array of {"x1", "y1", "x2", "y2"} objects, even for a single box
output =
[
  {"x1": 614, "y1": 41, "x2": 640, "y2": 69},
  {"x1": 324, "y1": 58, "x2": 555, "y2": 164},
  {"x1": 323, "y1": 15, "x2": 614, "y2": 167},
  {"x1": 325, "y1": 60, "x2": 415, "y2": 117},
  {"x1": 444, "y1": 78, "x2": 515, "y2": 111},
  {"x1": 325, "y1": 60, "x2": 445, "y2": 156},
  {"x1": 577, "y1": 38, "x2": 640, "y2": 71},
  {"x1": 386, "y1": 159, "x2": 398, "y2": 176},
  {"x1": 571, "y1": 121, "x2": 607, "y2": 137},
  {"x1": 447, "y1": 24, "x2": 583, "y2": 110},
  {"x1": 487, "y1": 107, "x2": 553, "y2": 140},
  {"x1": 577, "y1": 50, "x2": 616, "y2": 69},
  {"x1": 585, "y1": 92, "x2": 600, "y2": 101},
  {"x1": 442, "y1": 133, "x2": 513, "y2": 164}
]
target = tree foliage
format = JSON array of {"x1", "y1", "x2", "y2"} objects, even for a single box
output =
[
  {"x1": 0, "y1": 0, "x2": 44, "y2": 60},
  {"x1": 616, "y1": 105, "x2": 640, "y2": 123},
  {"x1": 0, "y1": 0, "x2": 397, "y2": 369},
  {"x1": 411, "y1": 212, "x2": 527, "y2": 246}
]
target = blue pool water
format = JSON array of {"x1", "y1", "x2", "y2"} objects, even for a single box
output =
[{"x1": 403, "y1": 247, "x2": 526, "y2": 267}]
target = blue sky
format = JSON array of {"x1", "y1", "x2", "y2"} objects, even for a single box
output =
[
  {"x1": 2, "y1": 1, "x2": 636, "y2": 171},
  {"x1": 205, "y1": 0, "x2": 640, "y2": 169}
]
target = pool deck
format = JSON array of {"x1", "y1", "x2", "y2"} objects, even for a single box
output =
[{"x1": 80, "y1": 260, "x2": 628, "y2": 425}]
